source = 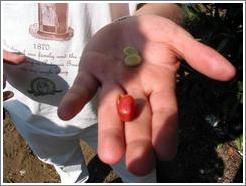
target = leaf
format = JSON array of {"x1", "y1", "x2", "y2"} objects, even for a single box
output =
[
  {"x1": 216, "y1": 143, "x2": 223, "y2": 150},
  {"x1": 237, "y1": 81, "x2": 243, "y2": 92},
  {"x1": 216, "y1": 38, "x2": 230, "y2": 52},
  {"x1": 234, "y1": 134, "x2": 243, "y2": 152}
]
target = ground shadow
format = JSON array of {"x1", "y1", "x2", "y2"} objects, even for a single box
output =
[{"x1": 86, "y1": 155, "x2": 122, "y2": 183}]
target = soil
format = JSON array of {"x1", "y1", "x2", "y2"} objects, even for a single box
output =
[
  {"x1": 3, "y1": 113, "x2": 121, "y2": 183},
  {"x1": 3, "y1": 111, "x2": 243, "y2": 183}
]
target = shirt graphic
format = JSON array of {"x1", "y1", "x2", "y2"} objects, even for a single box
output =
[{"x1": 29, "y1": 3, "x2": 73, "y2": 40}]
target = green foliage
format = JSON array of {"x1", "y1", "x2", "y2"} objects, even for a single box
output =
[
  {"x1": 234, "y1": 134, "x2": 243, "y2": 152},
  {"x1": 237, "y1": 81, "x2": 243, "y2": 104},
  {"x1": 216, "y1": 143, "x2": 223, "y2": 150},
  {"x1": 177, "y1": 3, "x2": 243, "y2": 147}
]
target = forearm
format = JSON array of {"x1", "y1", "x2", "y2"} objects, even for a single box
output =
[{"x1": 135, "y1": 3, "x2": 183, "y2": 25}]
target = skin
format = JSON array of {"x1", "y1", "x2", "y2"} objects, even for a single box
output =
[{"x1": 3, "y1": 4, "x2": 236, "y2": 176}]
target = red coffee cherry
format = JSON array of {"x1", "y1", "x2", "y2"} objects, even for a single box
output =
[{"x1": 117, "y1": 94, "x2": 136, "y2": 122}]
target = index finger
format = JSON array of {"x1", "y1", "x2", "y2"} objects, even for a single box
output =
[
  {"x1": 173, "y1": 35, "x2": 236, "y2": 81},
  {"x1": 58, "y1": 70, "x2": 99, "y2": 120}
]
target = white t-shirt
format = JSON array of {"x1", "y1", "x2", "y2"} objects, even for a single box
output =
[{"x1": 3, "y1": 2, "x2": 137, "y2": 135}]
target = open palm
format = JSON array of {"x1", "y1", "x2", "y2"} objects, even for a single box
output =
[{"x1": 58, "y1": 15, "x2": 235, "y2": 175}]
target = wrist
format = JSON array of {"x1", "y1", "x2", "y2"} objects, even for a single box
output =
[
  {"x1": 134, "y1": 3, "x2": 183, "y2": 25},
  {"x1": 113, "y1": 15, "x2": 132, "y2": 23}
]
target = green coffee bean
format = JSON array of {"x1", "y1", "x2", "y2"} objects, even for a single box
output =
[
  {"x1": 124, "y1": 54, "x2": 142, "y2": 67},
  {"x1": 123, "y1": 46, "x2": 139, "y2": 56},
  {"x1": 123, "y1": 46, "x2": 142, "y2": 67}
]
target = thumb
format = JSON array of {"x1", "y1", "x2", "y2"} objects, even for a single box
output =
[
  {"x1": 139, "y1": 15, "x2": 236, "y2": 81},
  {"x1": 58, "y1": 70, "x2": 99, "y2": 120},
  {"x1": 3, "y1": 50, "x2": 26, "y2": 64},
  {"x1": 173, "y1": 35, "x2": 236, "y2": 81}
]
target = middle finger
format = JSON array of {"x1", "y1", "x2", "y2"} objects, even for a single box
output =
[{"x1": 124, "y1": 88, "x2": 155, "y2": 176}]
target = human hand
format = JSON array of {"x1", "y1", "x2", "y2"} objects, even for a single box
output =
[
  {"x1": 3, "y1": 50, "x2": 26, "y2": 101},
  {"x1": 58, "y1": 15, "x2": 235, "y2": 175}
]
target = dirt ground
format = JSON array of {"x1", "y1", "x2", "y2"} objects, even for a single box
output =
[
  {"x1": 3, "y1": 111, "x2": 243, "y2": 183},
  {"x1": 3, "y1": 113, "x2": 120, "y2": 183}
]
